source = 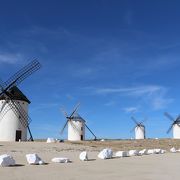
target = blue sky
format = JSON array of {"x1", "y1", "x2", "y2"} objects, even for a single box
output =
[{"x1": 0, "y1": 0, "x2": 180, "y2": 139}]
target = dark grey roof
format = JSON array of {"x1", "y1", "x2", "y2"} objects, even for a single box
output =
[
  {"x1": 72, "y1": 113, "x2": 86, "y2": 122},
  {"x1": 0, "y1": 86, "x2": 30, "y2": 104}
]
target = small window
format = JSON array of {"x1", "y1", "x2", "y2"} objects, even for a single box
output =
[{"x1": 81, "y1": 127, "x2": 83, "y2": 131}]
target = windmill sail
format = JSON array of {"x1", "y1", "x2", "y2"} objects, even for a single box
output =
[{"x1": 0, "y1": 59, "x2": 41, "y2": 141}]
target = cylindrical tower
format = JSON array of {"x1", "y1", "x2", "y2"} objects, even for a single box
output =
[
  {"x1": 0, "y1": 86, "x2": 30, "y2": 141},
  {"x1": 173, "y1": 123, "x2": 180, "y2": 139},
  {"x1": 135, "y1": 125, "x2": 145, "y2": 139},
  {"x1": 68, "y1": 113, "x2": 85, "y2": 141}
]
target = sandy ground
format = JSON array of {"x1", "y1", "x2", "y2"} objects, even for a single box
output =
[{"x1": 0, "y1": 140, "x2": 180, "y2": 180}]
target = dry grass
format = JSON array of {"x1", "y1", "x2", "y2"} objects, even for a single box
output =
[{"x1": 66, "y1": 138, "x2": 180, "y2": 151}]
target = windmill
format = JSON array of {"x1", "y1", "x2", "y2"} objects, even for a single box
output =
[
  {"x1": 60, "y1": 103, "x2": 97, "y2": 141},
  {"x1": 130, "y1": 116, "x2": 146, "y2": 139},
  {"x1": 164, "y1": 112, "x2": 180, "y2": 139},
  {"x1": 0, "y1": 60, "x2": 41, "y2": 141}
]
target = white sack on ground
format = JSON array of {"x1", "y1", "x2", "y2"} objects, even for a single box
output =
[
  {"x1": 51, "y1": 157, "x2": 70, "y2": 163},
  {"x1": 26, "y1": 154, "x2": 45, "y2": 165},
  {"x1": 115, "y1": 151, "x2": 129, "y2": 157},
  {"x1": 79, "y1": 151, "x2": 88, "y2": 161},
  {"x1": 98, "y1": 148, "x2": 113, "y2": 159},
  {"x1": 0, "y1": 154, "x2": 15, "y2": 167},
  {"x1": 46, "y1": 138, "x2": 56, "y2": 143}
]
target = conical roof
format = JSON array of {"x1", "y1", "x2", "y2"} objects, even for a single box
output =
[
  {"x1": 0, "y1": 86, "x2": 30, "y2": 104},
  {"x1": 72, "y1": 112, "x2": 86, "y2": 122}
]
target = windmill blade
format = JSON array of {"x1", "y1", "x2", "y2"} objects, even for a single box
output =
[
  {"x1": 69, "y1": 103, "x2": 80, "y2": 118},
  {"x1": 0, "y1": 99, "x2": 6, "y2": 114},
  {"x1": 164, "y1": 112, "x2": 175, "y2": 122},
  {"x1": 60, "y1": 107, "x2": 68, "y2": 118},
  {"x1": 167, "y1": 124, "x2": 174, "y2": 134},
  {"x1": 0, "y1": 78, "x2": 5, "y2": 92},
  {"x1": 7, "y1": 98, "x2": 30, "y2": 127},
  {"x1": 3, "y1": 60, "x2": 41, "y2": 91},
  {"x1": 175, "y1": 114, "x2": 180, "y2": 121},
  {"x1": 0, "y1": 99, "x2": 10, "y2": 121},
  {"x1": 0, "y1": 78, "x2": 6, "y2": 95},
  {"x1": 140, "y1": 117, "x2": 147, "y2": 125},
  {"x1": 130, "y1": 126, "x2": 136, "y2": 133},
  {"x1": 4, "y1": 92, "x2": 31, "y2": 127},
  {"x1": 60, "y1": 120, "x2": 69, "y2": 134},
  {"x1": 85, "y1": 124, "x2": 96, "y2": 140},
  {"x1": 131, "y1": 116, "x2": 139, "y2": 125},
  {"x1": 27, "y1": 126, "x2": 34, "y2": 141},
  {"x1": 138, "y1": 125, "x2": 144, "y2": 130}
]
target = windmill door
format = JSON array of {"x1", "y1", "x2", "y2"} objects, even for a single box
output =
[
  {"x1": 15, "y1": 130, "x2": 22, "y2": 141},
  {"x1": 81, "y1": 135, "x2": 83, "y2": 140}
]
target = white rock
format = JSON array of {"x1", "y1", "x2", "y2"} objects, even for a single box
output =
[
  {"x1": 115, "y1": 151, "x2": 129, "y2": 157},
  {"x1": 146, "y1": 149, "x2": 155, "y2": 155},
  {"x1": 26, "y1": 154, "x2": 44, "y2": 165},
  {"x1": 128, "y1": 150, "x2": 138, "y2": 156},
  {"x1": 51, "y1": 157, "x2": 70, "y2": 163},
  {"x1": 0, "y1": 154, "x2": 15, "y2": 167},
  {"x1": 138, "y1": 149, "x2": 147, "y2": 155},
  {"x1": 47, "y1": 138, "x2": 56, "y2": 143},
  {"x1": 98, "y1": 148, "x2": 113, "y2": 159},
  {"x1": 170, "y1": 147, "x2": 176, "y2": 153},
  {"x1": 154, "y1": 149, "x2": 162, "y2": 154},
  {"x1": 101, "y1": 139, "x2": 105, "y2": 142},
  {"x1": 79, "y1": 151, "x2": 88, "y2": 161},
  {"x1": 160, "y1": 149, "x2": 166, "y2": 154}
]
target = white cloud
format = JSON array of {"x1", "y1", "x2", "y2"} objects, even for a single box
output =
[
  {"x1": 85, "y1": 85, "x2": 173, "y2": 110},
  {"x1": 151, "y1": 96, "x2": 174, "y2": 110},
  {"x1": 95, "y1": 85, "x2": 162, "y2": 96},
  {"x1": 123, "y1": 107, "x2": 139, "y2": 113},
  {"x1": 104, "y1": 101, "x2": 116, "y2": 106},
  {"x1": 0, "y1": 52, "x2": 23, "y2": 64},
  {"x1": 31, "y1": 103, "x2": 58, "y2": 111}
]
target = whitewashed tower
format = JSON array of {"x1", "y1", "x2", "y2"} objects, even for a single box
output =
[
  {"x1": 60, "y1": 104, "x2": 97, "y2": 141},
  {"x1": 164, "y1": 112, "x2": 180, "y2": 139},
  {"x1": 131, "y1": 116, "x2": 146, "y2": 139},
  {"x1": 67, "y1": 113, "x2": 85, "y2": 141},
  {"x1": 0, "y1": 86, "x2": 30, "y2": 141},
  {"x1": 0, "y1": 60, "x2": 41, "y2": 142},
  {"x1": 135, "y1": 125, "x2": 145, "y2": 139}
]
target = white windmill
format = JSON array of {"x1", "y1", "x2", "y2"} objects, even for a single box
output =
[
  {"x1": 60, "y1": 104, "x2": 96, "y2": 141},
  {"x1": 164, "y1": 112, "x2": 180, "y2": 139},
  {"x1": 130, "y1": 116, "x2": 146, "y2": 139},
  {"x1": 0, "y1": 60, "x2": 41, "y2": 141}
]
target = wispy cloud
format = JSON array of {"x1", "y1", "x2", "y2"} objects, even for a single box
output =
[
  {"x1": 124, "y1": 10, "x2": 133, "y2": 25},
  {"x1": 31, "y1": 103, "x2": 59, "y2": 111},
  {"x1": 104, "y1": 101, "x2": 116, "y2": 106},
  {"x1": 94, "y1": 85, "x2": 161, "y2": 96},
  {"x1": 123, "y1": 106, "x2": 139, "y2": 113},
  {"x1": 84, "y1": 85, "x2": 173, "y2": 110},
  {"x1": 0, "y1": 52, "x2": 24, "y2": 64},
  {"x1": 151, "y1": 96, "x2": 174, "y2": 110}
]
